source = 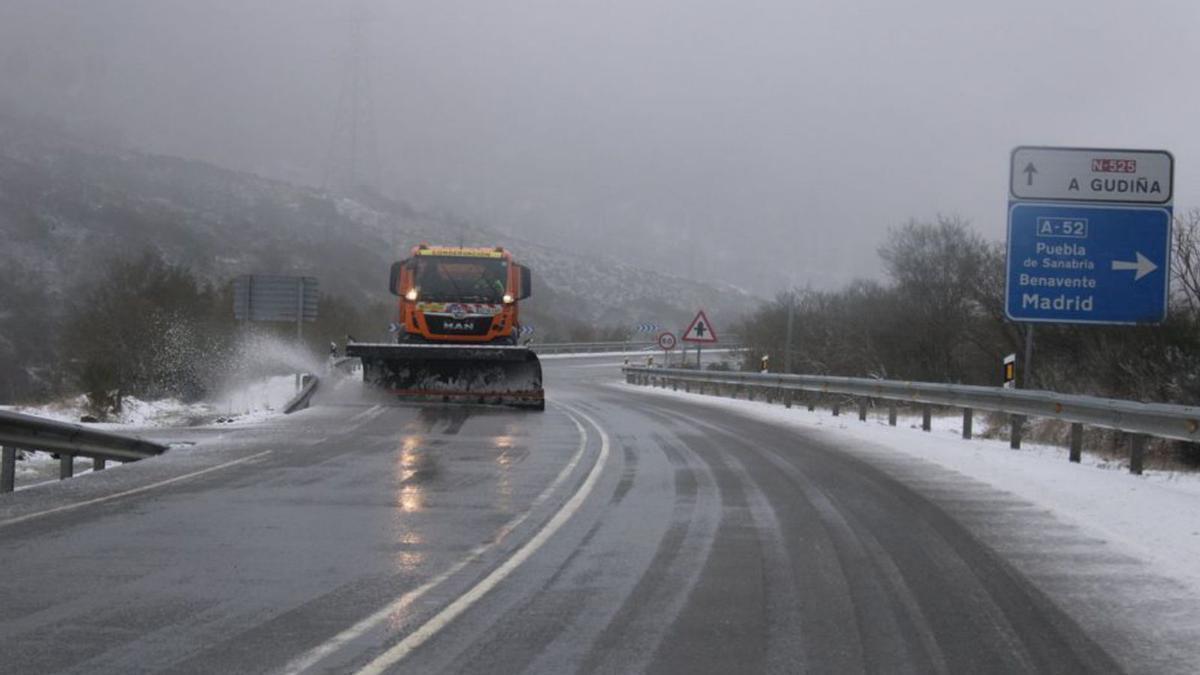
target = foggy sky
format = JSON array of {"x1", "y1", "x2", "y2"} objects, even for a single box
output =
[{"x1": 3, "y1": 0, "x2": 1198, "y2": 294}]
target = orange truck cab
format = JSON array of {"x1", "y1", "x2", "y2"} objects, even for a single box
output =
[{"x1": 388, "y1": 244, "x2": 532, "y2": 345}]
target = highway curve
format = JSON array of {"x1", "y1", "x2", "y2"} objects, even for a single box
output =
[{"x1": 1, "y1": 356, "x2": 1198, "y2": 674}]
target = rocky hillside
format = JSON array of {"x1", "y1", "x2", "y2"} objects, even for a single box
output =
[{"x1": 0, "y1": 113, "x2": 752, "y2": 341}]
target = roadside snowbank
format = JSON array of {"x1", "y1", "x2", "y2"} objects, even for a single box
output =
[
  {"x1": 614, "y1": 382, "x2": 1200, "y2": 596},
  {"x1": 1, "y1": 375, "x2": 301, "y2": 429},
  {"x1": 1, "y1": 394, "x2": 211, "y2": 427},
  {"x1": 2, "y1": 374, "x2": 304, "y2": 489}
]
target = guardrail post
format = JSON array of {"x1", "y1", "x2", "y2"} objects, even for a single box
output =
[
  {"x1": 60, "y1": 453, "x2": 75, "y2": 480},
  {"x1": 1010, "y1": 415, "x2": 1024, "y2": 449},
  {"x1": 684, "y1": 381, "x2": 690, "y2": 393},
  {"x1": 1, "y1": 447, "x2": 14, "y2": 493},
  {"x1": 962, "y1": 408, "x2": 973, "y2": 439},
  {"x1": 858, "y1": 400, "x2": 867, "y2": 421},
  {"x1": 1129, "y1": 434, "x2": 1146, "y2": 475},
  {"x1": 672, "y1": 379, "x2": 678, "y2": 391},
  {"x1": 94, "y1": 457, "x2": 106, "y2": 471},
  {"x1": 888, "y1": 403, "x2": 897, "y2": 426},
  {"x1": 784, "y1": 390, "x2": 793, "y2": 409},
  {"x1": 922, "y1": 405, "x2": 932, "y2": 432},
  {"x1": 1069, "y1": 423, "x2": 1083, "y2": 463},
  {"x1": 831, "y1": 402, "x2": 840, "y2": 417},
  {"x1": 748, "y1": 386, "x2": 755, "y2": 401},
  {"x1": 807, "y1": 397, "x2": 815, "y2": 412}
]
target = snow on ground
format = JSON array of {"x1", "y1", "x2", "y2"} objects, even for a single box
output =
[
  {"x1": 0, "y1": 375, "x2": 302, "y2": 429},
  {"x1": 1, "y1": 394, "x2": 211, "y2": 427},
  {"x1": 2, "y1": 374, "x2": 305, "y2": 490},
  {"x1": 614, "y1": 381, "x2": 1200, "y2": 596}
]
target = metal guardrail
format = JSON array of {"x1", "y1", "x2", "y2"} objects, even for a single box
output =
[
  {"x1": 0, "y1": 410, "x2": 169, "y2": 492},
  {"x1": 283, "y1": 374, "x2": 319, "y2": 414},
  {"x1": 332, "y1": 341, "x2": 745, "y2": 356},
  {"x1": 530, "y1": 341, "x2": 657, "y2": 354},
  {"x1": 2, "y1": 370, "x2": 321, "y2": 493},
  {"x1": 531, "y1": 341, "x2": 748, "y2": 355},
  {"x1": 623, "y1": 366, "x2": 1200, "y2": 474}
]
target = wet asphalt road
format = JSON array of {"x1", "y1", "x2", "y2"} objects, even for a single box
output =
[{"x1": 1, "y1": 356, "x2": 1197, "y2": 673}]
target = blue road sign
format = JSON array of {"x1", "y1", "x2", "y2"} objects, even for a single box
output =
[{"x1": 1005, "y1": 202, "x2": 1171, "y2": 324}]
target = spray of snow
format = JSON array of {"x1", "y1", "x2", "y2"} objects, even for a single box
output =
[
  {"x1": 3, "y1": 331, "x2": 321, "y2": 427},
  {"x1": 210, "y1": 331, "x2": 323, "y2": 418}
]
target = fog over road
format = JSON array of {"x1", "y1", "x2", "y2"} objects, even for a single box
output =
[{"x1": 1, "y1": 356, "x2": 1193, "y2": 673}]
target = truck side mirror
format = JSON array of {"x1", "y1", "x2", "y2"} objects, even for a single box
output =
[
  {"x1": 389, "y1": 260, "x2": 404, "y2": 296},
  {"x1": 519, "y1": 265, "x2": 532, "y2": 300}
]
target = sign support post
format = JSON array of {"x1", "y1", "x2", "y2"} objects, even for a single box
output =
[
  {"x1": 657, "y1": 332, "x2": 678, "y2": 367},
  {"x1": 1022, "y1": 325, "x2": 1034, "y2": 388},
  {"x1": 783, "y1": 295, "x2": 795, "y2": 374}
]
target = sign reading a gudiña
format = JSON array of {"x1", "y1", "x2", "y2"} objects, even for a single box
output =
[{"x1": 1005, "y1": 146, "x2": 1173, "y2": 325}]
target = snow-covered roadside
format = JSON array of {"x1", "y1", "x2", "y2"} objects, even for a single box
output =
[
  {"x1": 1, "y1": 374, "x2": 306, "y2": 490},
  {"x1": 1, "y1": 375, "x2": 303, "y2": 430},
  {"x1": 613, "y1": 382, "x2": 1200, "y2": 597}
]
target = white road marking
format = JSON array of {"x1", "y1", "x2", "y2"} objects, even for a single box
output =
[
  {"x1": 280, "y1": 402, "x2": 601, "y2": 674},
  {"x1": 353, "y1": 403, "x2": 610, "y2": 674},
  {"x1": 0, "y1": 450, "x2": 274, "y2": 528}
]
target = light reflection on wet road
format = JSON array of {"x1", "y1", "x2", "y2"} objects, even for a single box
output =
[{"x1": 1, "y1": 357, "x2": 1198, "y2": 673}]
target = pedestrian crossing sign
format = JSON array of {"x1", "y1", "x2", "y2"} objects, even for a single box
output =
[{"x1": 682, "y1": 310, "x2": 718, "y2": 343}]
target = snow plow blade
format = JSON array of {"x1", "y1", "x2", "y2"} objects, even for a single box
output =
[{"x1": 345, "y1": 343, "x2": 544, "y2": 410}]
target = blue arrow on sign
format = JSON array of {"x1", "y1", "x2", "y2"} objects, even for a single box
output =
[{"x1": 1005, "y1": 203, "x2": 1171, "y2": 324}]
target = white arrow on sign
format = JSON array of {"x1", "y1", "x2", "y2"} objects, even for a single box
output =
[{"x1": 1111, "y1": 252, "x2": 1158, "y2": 281}]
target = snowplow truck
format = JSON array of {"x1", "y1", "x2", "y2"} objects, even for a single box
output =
[{"x1": 346, "y1": 244, "x2": 544, "y2": 410}]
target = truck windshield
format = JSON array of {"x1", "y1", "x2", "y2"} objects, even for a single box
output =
[{"x1": 413, "y1": 257, "x2": 508, "y2": 302}]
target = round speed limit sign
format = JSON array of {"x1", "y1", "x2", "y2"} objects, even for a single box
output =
[{"x1": 657, "y1": 331, "x2": 677, "y2": 351}]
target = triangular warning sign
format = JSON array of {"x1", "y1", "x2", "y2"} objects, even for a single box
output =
[{"x1": 682, "y1": 310, "x2": 718, "y2": 343}]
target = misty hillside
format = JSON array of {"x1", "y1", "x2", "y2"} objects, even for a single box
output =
[{"x1": 0, "y1": 114, "x2": 751, "y2": 341}]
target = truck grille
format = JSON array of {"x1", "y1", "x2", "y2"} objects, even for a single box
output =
[{"x1": 424, "y1": 315, "x2": 493, "y2": 337}]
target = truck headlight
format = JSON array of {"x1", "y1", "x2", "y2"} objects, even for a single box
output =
[
  {"x1": 502, "y1": 293, "x2": 514, "y2": 304},
  {"x1": 405, "y1": 288, "x2": 419, "y2": 301}
]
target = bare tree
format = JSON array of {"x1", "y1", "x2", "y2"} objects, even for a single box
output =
[{"x1": 1172, "y1": 209, "x2": 1200, "y2": 313}]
